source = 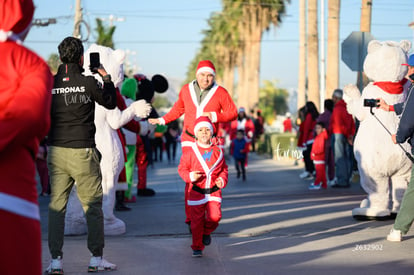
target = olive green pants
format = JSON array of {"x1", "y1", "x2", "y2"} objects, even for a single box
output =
[
  {"x1": 47, "y1": 146, "x2": 104, "y2": 258},
  {"x1": 394, "y1": 164, "x2": 414, "y2": 234}
]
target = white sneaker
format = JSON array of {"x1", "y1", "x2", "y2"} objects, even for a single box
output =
[
  {"x1": 88, "y1": 256, "x2": 117, "y2": 272},
  {"x1": 45, "y1": 256, "x2": 63, "y2": 275},
  {"x1": 387, "y1": 228, "x2": 402, "y2": 242},
  {"x1": 299, "y1": 171, "x2": 310, "y2": 179},
  {"x1": 328, "y1": 177, "x2": 337, "y2": 187}
]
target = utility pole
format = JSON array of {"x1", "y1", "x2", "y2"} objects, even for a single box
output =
[
  {"x1": 73, "y1": 0, "x2": 82, "y2": 38},
  {"x1": 357, "y1": 0, "x2": 372, "y2": 91},
  {"x1": 297, "y1": 0, "x2": 307, "y2": 111},
  {"x1": 319, "y1": 0, "x2": 325, "y2": 111}
]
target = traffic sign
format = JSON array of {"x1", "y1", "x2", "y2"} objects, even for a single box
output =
[{"x1": 341, "y1": 31, "x2": 375, "y2": 71}]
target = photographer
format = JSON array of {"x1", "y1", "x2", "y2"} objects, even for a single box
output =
[
  {"x1": 46, "y1": 37, "x2": 117, "y2": 274},
  {"x1": 378, "y1": 54, "x2": 414, "y2": 242}
]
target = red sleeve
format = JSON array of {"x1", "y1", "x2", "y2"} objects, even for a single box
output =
[
  {"x1": 215, "y1": 156, "x2": 228, "y2": 189},
  {"x1": 163, "y1": 85, "x2": 187, "y2": 124},
  {"x1": 215, "y1": 88, "x2": 237, "y2": 123},
  {"x1": 116, "y1": 90, "x2": 141, "y2": 133},
  {"x1": 178, "y1": 150, "x2": 193, "y2": 183},
  {"x1": 302, "y1": 114, "x2": 315, "y2": 143},
  {"x1": 311, "y1": 135, "x2": 325, "y2": 160},
  {"x1": 0, "y1": 48, "x2": 53, "y2": 152}
]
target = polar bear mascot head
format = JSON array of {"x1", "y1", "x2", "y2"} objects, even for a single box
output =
[{"x1": 344, "y1": 40, "x2": 412, "y2": 220}]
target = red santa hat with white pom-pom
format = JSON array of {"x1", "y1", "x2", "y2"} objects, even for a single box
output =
[
  {"x1": 196, "y1": 60, "x2": 216, "y2": 76},
  {"x1": 194, "y1": 116, "x2": 214, "y2": 134}
]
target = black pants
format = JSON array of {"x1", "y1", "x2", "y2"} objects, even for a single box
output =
[
  {"x1": 234, "y1": 157, "x2": 246, "y2": 178},
  {"x1": 303, "y1": 143, "x2": 315, "y2": 174}
]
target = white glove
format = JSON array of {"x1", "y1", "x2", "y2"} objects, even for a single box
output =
[
  {"x1": 139, "y1": 120, "x2": 149, "y2": 136},
  {"x1": 131, "y1": 99, "x2": 152, "y2": 118}
]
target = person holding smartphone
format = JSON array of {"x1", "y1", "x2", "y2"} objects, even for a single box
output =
[{"x1": 46, "y1": 36, "x2": 117, "y2": 274}]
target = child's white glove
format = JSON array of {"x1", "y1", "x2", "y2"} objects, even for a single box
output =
[{"x1": 131, "y1": 99, "x2": 152, "y2": 118}]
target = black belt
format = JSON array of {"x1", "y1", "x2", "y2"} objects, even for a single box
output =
[{"x1": 192, "y1": 184, "x2": 220, "y2": 194}]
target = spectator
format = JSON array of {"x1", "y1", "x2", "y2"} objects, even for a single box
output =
[
  {"x1": 0, "y1": 1, "x2": 53, "y2": 273},
  {"x1": 46, "y1": 36, "x2": 117, "y2": 274},
  {"x1": 283, "y1": 112, "x2": 293, "y2": 133},
  {"x1": 299, "y1": 102, "x2": 319, "y2": 180},
  {"x1": 165, "y1": 119, "x2": 180, "y2": 164},
  {"x1": 316, "y1": 99, "x2": 335, "y2": 185},
  {"x1": 308, "y1": 122, "x2": 329, "y2": 190},
  {"x1": 37, "y1": 137, "x2": 50, "y2": 196},
  {"x1": 330, "y1": 89, "x2": 356, "y2": 188},
  {"x1": 252, "y1": 109, "x2": 265, "y2": 152}
]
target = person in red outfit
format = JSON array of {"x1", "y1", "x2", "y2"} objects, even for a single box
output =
[
  {"x1": 330, "y1": 89, "x2": 356, "y2": 188},
  {"x1": 0, "y1": 1, "x2": 53, "y2": 274},
  {"x1": 178, "y1": 116, "x2": 228, "y2": 257},
  {"x1": 283, "y1": 112, "x2": 293, "y2": 133},
  {"x1": 149, "y1": 60, "x2": 237, "y2": 225},
  {"x1": 298, "y1": 102, "x2": 319, "y2": 180},
  {"x1": 309, "y1": 122, "x2": 329, "y2": 190}
]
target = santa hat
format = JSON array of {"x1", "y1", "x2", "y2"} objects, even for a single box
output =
[
  {"x1": 0, "y1": 0, "x2": 35, "y2": 43},
  {"x1": 194, "y1": 116, "x2": 214, "y2": 134},
  {"x1": 238, "y1": 107, "x2": 246, "y2": 113},
  {"x1": 196, "y1": 60, "x2": 216, "y2": 76}
]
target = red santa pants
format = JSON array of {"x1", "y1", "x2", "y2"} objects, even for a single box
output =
[
  {"x1": 314, "y1": 161, "x2": 327, "y2": 188},
  {"x1": 136, "y1": 135, "x2": 148, "y2": 190},
  {"x1": 0, "y1": 210, "x2": 41, "y2": 275},
  {"x1": 189, "y1": 201, "x2": 221, "y2": 251}
]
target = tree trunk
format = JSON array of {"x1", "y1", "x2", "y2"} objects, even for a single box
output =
[
  {"x1": 297, "y1": 0, "x2": 307, "y2": 110},
  {"x1": 307, "y1": 0, "x2": 320, "y2": 111},
  {"x1": 326, "y1": 0, "x2": 340, "y2": 99},
  {"x1": 358, "y1": 0, "x2": 372, "y2": 90}
]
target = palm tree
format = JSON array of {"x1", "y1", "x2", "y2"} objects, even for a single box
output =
[
  {"x1": 326, "y1": 0, "x2": 341, "y2": 98},
  {"x1": 307, "y1": 0, "x2": 320, "y2": 111},
  {"x1": 95, "y1": 18, "x2": 116, "y2": 48},
  {"x1": 227, "y1": 0, "x2": 289, "y2": 110},
  {"x1": 297, "y1": 0, "x2": 307, "y2": 110}
]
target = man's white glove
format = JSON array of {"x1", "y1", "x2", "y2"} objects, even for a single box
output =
[{"x1": 131, "y1": 99, "x2": 152, "y2": 118}]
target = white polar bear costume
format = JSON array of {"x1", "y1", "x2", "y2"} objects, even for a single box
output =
[
  {"x1": 344, "y1": 40, "x2": 412, "y2": 220},
  {"x1": 64, "y1": 44, "x2": 151, "y2": 235}
]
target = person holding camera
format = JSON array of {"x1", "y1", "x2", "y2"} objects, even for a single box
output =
[
  {"x1": 378, "y1": 55, "x2": 414, "y2": 242},
  {"x1": 330, "y1": 89, "x2": 356, "y2": 188},
  {"x1": 46, "y1": 37, "x2": 117, "y2": 274}
]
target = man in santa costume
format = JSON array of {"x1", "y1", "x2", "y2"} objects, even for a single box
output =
[
  {"x1": 0, "y1": 0, "x2": 53, "y2": 274},
  {"x1": 149, "y1": 60, "x2": 237, "y2": 225},
  {"x1": 178, "y1": 116, "x2": 228, "y2": 257}
]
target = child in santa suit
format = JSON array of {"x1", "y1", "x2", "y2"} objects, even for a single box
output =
[
  {"x1": 0, "y1": 0, "x2": 53, "y2": 274},
  {"x1": 308, "y1": 122, "x2": 328, "y2": 190},
  {"x1": 178, "y1": 117, "x2": 228, "y2": 257}
]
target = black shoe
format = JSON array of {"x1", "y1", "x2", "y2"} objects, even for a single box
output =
[
  {"x1": 242, "y1": 174, "x2": 246, "y2": 181},
  {"x1": 115, "y1": 204, "x2": 131, "y2": 211},
  {"x1": 137, "y1": 188, "x2": 156, "y2": 197},
  {"x1": 202, "y1": 235, "x2": 211, "y2": 246},
  {"x1": 237, "y1": 171, "x2": 240, "y2": 178},
  {"x1": 192, "y1": 250, "x2": 203, "y2": 257}
]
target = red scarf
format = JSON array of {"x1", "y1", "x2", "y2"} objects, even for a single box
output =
[{"x1": 373, "y1": 79, "x2": 407, "y2": 94}]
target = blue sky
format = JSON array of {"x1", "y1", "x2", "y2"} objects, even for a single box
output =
[{"x1": 26, "y1": 0, "x2": 414, "y2": 92}]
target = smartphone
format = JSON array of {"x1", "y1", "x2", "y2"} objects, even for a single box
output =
[{"x1": 89, "y1": 52, "x2": 100, "y2": 73}]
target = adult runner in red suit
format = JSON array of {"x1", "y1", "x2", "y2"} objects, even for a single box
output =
[
  {"x1": 0, "y1": 1, "x2": 53, "y2": 274},
  {"x1": 149, "y1": 60, "x2": 237, "y2": 225}
]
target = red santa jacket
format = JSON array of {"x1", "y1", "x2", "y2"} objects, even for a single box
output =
[
  {"x1": 330, "y1": 99, "x2": 355, "y2": 138},
  {"x1": 178, "y1": 142, "x2": 228, "y2": 206},
  {"x1": 0, "y1": 41, "x2": 53, "y2": 220},
  {"x1": 311, "y1": 129, "x2": 328, "y2": 162},
  {"x1": 301, "y1": 113, "x2": 317, "y2": 146},
  {"x1": 229, "y1": 117, "x2": 255, "y2": 141},
  {"x1": 160, "y1": 81, "x2": 237, "y2": 145}
]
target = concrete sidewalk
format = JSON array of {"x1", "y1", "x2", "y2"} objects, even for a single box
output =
[{"x1": 39, "y1": 152, "x2": 414, "y2": 275}]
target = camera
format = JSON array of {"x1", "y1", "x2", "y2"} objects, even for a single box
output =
[
  {"x1": 89, "y1": 52, "x2": 100, "y2": 73},
  {"x1": 363, "y1": 98, "x2": 379, "y2": 108}
]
